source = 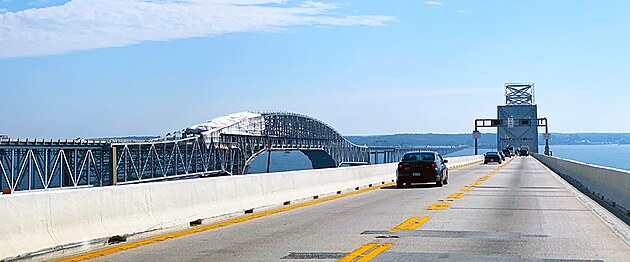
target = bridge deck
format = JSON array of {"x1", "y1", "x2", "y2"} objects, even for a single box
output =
[{"x1": 71, "y1": 157, "x2": 630, "y2": 261}]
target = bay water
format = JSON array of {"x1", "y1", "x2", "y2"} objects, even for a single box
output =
[{"x1": 248, "y1": 144, "x2": 630, "y2": 174}]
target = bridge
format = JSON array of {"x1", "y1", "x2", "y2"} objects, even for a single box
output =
[
  {"x1": 0, "y1": 111, "x2": 464, "y2": 193},
  {"x1": 1, "y1": 155, "x2": 628, "y2": 261},
  {"x1": 1, "y1": 86, "x2": 629, "y2": 261}
]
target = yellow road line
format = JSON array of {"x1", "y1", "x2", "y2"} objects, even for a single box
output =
[
  {"x1": 339, "y1": 243, "x2": 393, "y2": 262},
  {"x1": 466, "y1": 157, "x2": 515, "y2": 190},
  {"x1": 356, "y1": 243, "x2": 393, "y2": 262},
  {"x1": 390, "y1": 216, "x2": 430, "y2": 232},
  {"x1": 461, "y1": 186, "x2": 475, "y2": 191},
  {"x1": 338, "y1": 243, "x2": 377, "y2": 262},
  {"x1": 448, "y1": 193, "x2": 465, "y2": 199},
  {"x1": 405, "y1": 216, "x2": 431, "y2": 230},
  {"x1": 60, "y1": 160, "x2": 485, "y2": 262},
  {"x1": 390, "y1": 217, "x2": 420, "y2": 232},
  {"x1": 426, "y1": 202, "x2": 451, "y2": 210},
  {"x1": 58, "y1": 182, "x2": 395, "y2": 262}
]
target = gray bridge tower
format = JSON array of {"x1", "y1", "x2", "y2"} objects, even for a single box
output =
[
  {"x1": 474, "y1": 83, "x2": 550, "y2": 155},
  {"x1": 498, "y1": 83, "x2": 539, "y2": 153}
]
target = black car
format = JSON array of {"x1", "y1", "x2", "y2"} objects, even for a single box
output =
[
  {"x1": 484, "y1": 152, "x2": 502, "y2": 164},
  {"x1": 396, "y1": 151, "x2": 449, "y2": 188},
  {"x1": 518, "y1": 149, "x2": 529, "y2": 156},
  {"x1": 502, "y1": 149, "x2": 512, "y2": 157}
]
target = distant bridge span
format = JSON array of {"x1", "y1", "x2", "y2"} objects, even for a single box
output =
[{"x1": 0, "y1": 112, "x2": 465, "y2": 192}]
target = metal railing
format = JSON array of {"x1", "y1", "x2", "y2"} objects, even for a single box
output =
[{"x1": 0, "y1": 112, "x2": 378, "y2": 193}]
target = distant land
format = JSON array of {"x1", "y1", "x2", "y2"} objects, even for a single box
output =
[
  {"x1": 345, "y1": 133, "x2": 630, "y2": 148},
  {"x1": 92, "y1": 136, "x2": 160, "y2": 141},
  {"x1": 80, "y1": 133, "x2": 630, "y2": 147}
]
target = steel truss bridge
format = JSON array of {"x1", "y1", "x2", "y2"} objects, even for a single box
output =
[{"x1": 0, "y1": 112, "x2": 465, "y2": 192}]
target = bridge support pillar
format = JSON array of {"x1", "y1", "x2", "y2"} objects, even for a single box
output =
[{"x1": 110, "y1": 146, "x2": 117, "y2": 185}]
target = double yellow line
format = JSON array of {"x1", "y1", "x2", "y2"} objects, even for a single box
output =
[
  {"x1": 341, "y1": 160, "x2": 491, "y2": 261},
  {"x1": 338, "y1": 243, "x2": 393, "y2": 262},
  {"x1": 459, "y1": 157, "x2": 515, "y2": 192},
  {"x1": 448, "y1": 193, "x2": 465, "y2": 199},
  {"x1": 339, "y1": 215, "x2": 430, "y2": 261},
  {"x1": 426, "y1": 202, "x2": 451, "y2": 210},
  {"x1": 390, "y1": 216, "x2": 431, "y2": 232}
]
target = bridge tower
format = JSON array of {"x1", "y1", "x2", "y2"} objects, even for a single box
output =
[
  {"x1": 474, "y1": 83, "x2": 550, "y2": 156},
  {"x1": 498, "y1": 83, "x2": 539, "y2": 153}
]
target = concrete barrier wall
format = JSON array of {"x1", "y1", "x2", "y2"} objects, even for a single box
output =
[
  {"x1": 533, "y1": 154, "x2": 630, "y2": 212},
  {"x1": 0, "y1": 155, "x2": 480, "y2": 260},
  {"x1": 445, "y1": 155, "x2": 483, "y2": 169}
]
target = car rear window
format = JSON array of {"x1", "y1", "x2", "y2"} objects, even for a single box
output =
[{"x1": 401, "y1": 153, "x2": 435, "y2": 162}]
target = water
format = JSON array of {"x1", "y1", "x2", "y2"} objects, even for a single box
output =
[
  {"x1": 246, "y1": 148, "x2": 498, "y2": 174},
  {"x1": 247, "y1": 148, "x2": 497, "y2": 174},
  {"x1": 247, "y1": 145, "x2": 630, "y2": 174},
  {"x1": 448, "y1": 145, "x2": 630, "y2": 171},
  {"x1": 539, "y1": 144, "x2": 630, "y2": 171},
  {"x1": 248, "y1": 151, "x2": 312, "y2": 174}
]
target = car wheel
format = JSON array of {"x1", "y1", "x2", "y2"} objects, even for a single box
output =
[
  {"x1": 444, "y1": 172, "x2": 449, "y2": 184},
  {"x1": 396, "y1": 181, "x2": 404, "y2": 188},
  {"x1": 436, "y1": 177, "x2": 444, "y2": 187}
]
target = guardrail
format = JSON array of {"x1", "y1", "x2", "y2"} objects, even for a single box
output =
[{"x1": 532, "y1": 153, "x2": 630, "y2": 223}]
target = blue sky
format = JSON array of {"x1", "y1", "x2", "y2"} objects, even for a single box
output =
[{"x1": 1, "y1": 0, "x2": 629, "y2": 138}]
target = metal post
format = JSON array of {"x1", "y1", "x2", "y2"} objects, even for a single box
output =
[
  {"x1": 266, "y1": 138, "x2": 272, "y2": 173},
  {"x1": 110, "y1": 146, "x2": 117, "y2": 185},
  {"x1": 474, "y1": 138, "x2": 478, "y2": 156},
  {"x1": 473, "y1": 126, "x2": 479, "y2": 156},
  {"x1": 544, "y1": 121, "x2": 550, "y2": 156}
]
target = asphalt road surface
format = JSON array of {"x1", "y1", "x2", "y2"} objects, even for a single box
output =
[{"x1": 81, "y1": 157, "x2": 630, "y2": 262}]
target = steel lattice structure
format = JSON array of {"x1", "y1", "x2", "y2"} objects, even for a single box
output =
[
  {"x1": 1, "y1": 112, "x2": 466, "y2": 192},
  {"x1": 113, "y1": 112, "x2": 371, "y2": 182},
  {"x1": 0, "y1": 139, "x2": 113, "y2": 192},
  {"x1": 0, "y1": 112, "x2": 371, "y2": 192},
  {"x1": 505, "y1": 83, "x2": 535, "y2": 105}
]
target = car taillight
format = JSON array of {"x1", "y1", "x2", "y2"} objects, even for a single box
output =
[
  {"x1": 398, "y1": 163, "x2": 404, "y2": 169},
  {"x1": 432, "y1": 163, "x2": 438, "y2": 169}
]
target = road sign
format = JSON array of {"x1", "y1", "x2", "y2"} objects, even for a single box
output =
[
  {"x1": 543, "y1": 133, "x2": 551, "y2": 139},
  {"x1": 507, "y1": 117, "x2": 514, "y2": 128},
  {"x1": 473, "y1": 131, "x2": 481, "y2": 139}
]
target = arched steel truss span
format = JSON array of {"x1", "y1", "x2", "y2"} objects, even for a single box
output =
[
  {"x1": 184, "y1": 112, "x2": 370, "y2": 175},
  {"x1": 0, "y1": 112, "x2": 465, "y2": 192}
]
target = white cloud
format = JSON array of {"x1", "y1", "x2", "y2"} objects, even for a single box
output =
[
  {"x1": 299, "y1": 1, "x2": 340, "y2": 9},
  {"x1": 0, "y1": 8, "x2": 7, "y2": 13},
  {"x1": 456, "y1": 9, "x2": 472, "y2": 14},
  {"x1": 0, "y1": 0, "x2": 396, "y2": 58},
  {"x1": 424, "y1": 1, "x2": 442, "y2": 5}
]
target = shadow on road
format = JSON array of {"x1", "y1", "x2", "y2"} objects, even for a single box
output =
[{"x1": 381, "y1": 184, "x2": 440, "y2": 190}]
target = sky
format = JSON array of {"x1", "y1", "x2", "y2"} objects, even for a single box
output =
[{"x1": 1, "y1": 0, "x2": 629, "y2": 138}]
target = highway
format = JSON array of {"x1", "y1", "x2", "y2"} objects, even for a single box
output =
[{"x1": 69, "y1": 157, "x2": 630, "y2": 261}]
